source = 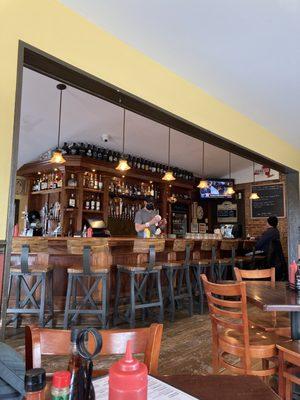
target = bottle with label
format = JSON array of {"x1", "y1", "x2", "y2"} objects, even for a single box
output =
[
  {"x1": 85, "y1": 198, "x2": 90, "y2": 210},
  {"x1": 25, "y1": 368, "x2": 46, "y2": 400},
  {"x1": 93, "y1": 174, "x2": 98, "y2": 189},
  {"x1": 98, "y1": 175, "x2": 103, "y2": 190},
  {"x1": 296, "y1": 265, "x2": 300, "y2": 291},
  {"x1": 90, "y1": 195, "x2": 95, "y2": 211},
  {"x1": 82, "y1": 225, "x2": 87, "y2": 238},
  {"x1": 96, "y1": 195, "x2": 101, "y2": 211},
  {"x1": 68, "y1": 173, "x2": 77, "y2": 187},
  {"x1": 68, "y1": 193, "x2": 76, "y2": 208},
  {"x1": 68, "y1": 328, "x2": 83, "y2": 399},
  {"x1": 51, "y1": 371, "x2": 71, "y2": 400}
]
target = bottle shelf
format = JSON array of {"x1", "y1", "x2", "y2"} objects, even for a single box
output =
[
  {"x1": 109, "y1": 192, "x2": 160, "y2": 202},
  {"x1": 65, "y1": 186, "x2": 79, "y2": 190},
  {"x1": 65, "y1": 207, "x2": 78, "y2": 212},
  {"x1": 83, "y1": 188, "x2": 104, "y2": 194},
  {"x1": 31, "y1": 188, "x2": 62, "y2": 195}
]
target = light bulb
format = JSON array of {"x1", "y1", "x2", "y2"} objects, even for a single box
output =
[
  {"x1": 162, "y1": 170, "x2": 176, "y2": 181},
  {"x1": 249, "y1": 192, "x2": 260, "y2": 200},
  {"x1": 226, "y1": 186, "x2": 235, "y2": 195},
  {"x1": 116, "y1": 158, "x2": 131, "y2": 171},
  {"x1": 50, "y1": 149, "x2": 66, "y2": 164},
  {"x1": 197, "y1": 179, "x2": 208, "y2": 189}
]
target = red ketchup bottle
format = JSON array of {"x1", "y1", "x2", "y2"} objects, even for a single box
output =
[{"x1": 109, "y1": 340, "x2": 148, "y2": 400}]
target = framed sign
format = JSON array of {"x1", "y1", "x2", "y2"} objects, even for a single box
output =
[
  {"x1": 217, "y1": 201, "x2": 238, "y2": 223},
  {"x1": 251, "y1": 182, "x2": 285, "y2": 219}
]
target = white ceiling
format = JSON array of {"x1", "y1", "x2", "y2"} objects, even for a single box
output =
[
  {"x1": 19, "y1": 67, "x2": 256, "y2": 179},
  {"x1": 60, "y1": 0, "x2": 300, "y2": 149}
]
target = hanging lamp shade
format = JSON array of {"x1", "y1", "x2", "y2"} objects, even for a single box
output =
[
  {"x1": 162, "y1": 127, "x2": 176, "y2": 181},
  {"x1": 116, "y1": 108, "x2": 131, "y2": 172},
  {"x1": 197, "y1": 141, "x2": 208, "y2": 189},
  {"x1": 249, "y1": 161, "x2": 260, "y2": 200},
  {"x1": 225, "y1": 152, "x2": 235, "y2": 195},
  {"x1": 50, "y1": 83, "x2": 66, "y2": 164}
]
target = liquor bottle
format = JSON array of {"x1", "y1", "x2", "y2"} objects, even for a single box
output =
[
  {"x1": 89, "y1": 174, "x2": 94, "y2": 189},
  {"x1": 103, "y1": 149, "x2": 108, "y2": 162},
  {"x1": 68, "y1": 327, "x2": 83, "y2": 400},
  {"x1": 68, "y1": 173, "x2": 77, "y2": 187},
  {"x1": 68, "y1": 218, "x2": 73, "y2": 237},
  {"x1": 85, "y1": 144, "x2": 92, "y2": 157},
  {"x1": 296, "y1": 266, "x2": 300, "y2": 291},
  {"x1": 144, "y1": 160, "x2": 149, "y2": 171},
  {"x1": 97, "y1": 147, "x2": 103, "y2": 160},
  {"x1": 141, "y1": 158, "x2": 145, "y2": 170},
  {"x1": 83, "y1": 172, "x2": 88, "y2": 188},
  {"x1": 78, "y1": 143, "x2": 86, "y2": 156},
  {"x1": 61, "y1": 142, "x2": 69, "y2": 155},
  {"x1": 98, "y1": 175, "x2": 103, "y2": 190},
  {"x1": 68, "y1": 193, "x2": 76, "y2": 208},
  {"x1": 70, "y1": 143, "x2": 78, "y2": 156},
  {"x1": 96, "y1": 195, "x2": 101, "y2": 211},
  {"x1": 85, "y1": 197, "x2": 90, "y2": 210},
  {"x1": 25, "y1": 368, "x2": 46, "y2": 400},
  {"x1": 90, "y1": 195, "x2": 95, "y2": 210},
  {"x1": 93, "y1": 174, "x2": 98, "y2": 189},
  {"x1": 57, "y1": 174, "x2": 63, "y2": 188},
  {"x1": 108, "y1": 150, "x2": 113, "y2": 163},
  {"x1": 136, "y1": 158, "x2": 141, "y2": 169},
  {"x1": 92, "y1": 145, "x2": 98, "y2": 158},
  {"x1": 113, "y1": 152, "x2": 118, "y2": 163}
]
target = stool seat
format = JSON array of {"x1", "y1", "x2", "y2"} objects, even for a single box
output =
[
  {"x1": 216, "y1": 257, "x2": 233, "y2": 264},
  {"x1": 163, "y1": 261, "x2": 184, "y2": 268},
  {"x1": 67, "y1": 268, "x2": 109, "y2": 274},
  {"x1": 117, "y1": 263, "x2": 162, "y2": 271},
  {"x1": 10, "y1": 265, "x2": 53, "y2": 273},
  {"x1": 191, "y1": 259, "x2": 212, "y2": 266}
]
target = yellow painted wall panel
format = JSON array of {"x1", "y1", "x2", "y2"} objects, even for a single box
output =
[{"x1": 0, "y1": 0, "x2": 299, "y2": 240}]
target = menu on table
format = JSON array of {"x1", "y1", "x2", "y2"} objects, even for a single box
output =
[{"x1": 93, "y1": 375, "x2": 198, "y2": 399}]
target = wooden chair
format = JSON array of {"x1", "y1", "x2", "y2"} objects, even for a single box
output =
[
  {"x1": 163, "y1": 239, "x2": 194, "y2": 321},
  {"x1": 201, "y1": 274, "x2": 287, "y2": 378},
  {"x1": 25, "y1": 323, "x2": 163, "y2": 375},
  {"x1": 277, "y1": 341, "x2": 300, "y2": 400},
  {"x1": 215, "y1": 239, "x2": 239, "y2": 281},
  {"x1": 234, "y1": 267, "x2": 290, "y2": 334},
  {"x1": 235, "y1": 240, "x2": 265, "y2": 269},
  {"x1": 190, "y1": 239, "x2": 217, "y2": 313},
  {"x1": 7, "y1": 238, "x2": 53, "y2": 328},
  {"x1": 113, "y1": 239, "x2": 165, "y2": 328},
  {"x1": 64, "y1": 239, "x2": 110, "y2": 329}
]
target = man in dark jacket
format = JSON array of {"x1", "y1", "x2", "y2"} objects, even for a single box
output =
[{"x1": 255, "y1": 215, "x2": 280, "y2": 254}]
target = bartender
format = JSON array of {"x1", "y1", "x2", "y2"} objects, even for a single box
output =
[{"x1": 134, "y1": 197, "x2": 165, "y2": 238}]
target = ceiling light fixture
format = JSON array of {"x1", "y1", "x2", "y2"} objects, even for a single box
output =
[
  {"x1": 226, "y1": 152, "x2": 235, "y2": 195},
  {"x1": 249, "y1": 161, "x2": 260, "y2": 200},
  {"x1": 197, "y1": 141, "x2": 208, "y2": 189},
  {"x1": 162, "y1": 127, "x2": 175, "y2": 181},
  {"x1": 50, "y1": 84, "x2": 67, "y2": 164},
  {"x1": 116, "y1": 108, "x2": 131, "y2": 172}
]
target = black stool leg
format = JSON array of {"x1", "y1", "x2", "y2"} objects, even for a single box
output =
[
  {"x1": 156, "y1": 271, "x2": 164, "y2": 323},
  {"x1": 185, "y1": 267, "x2": 193, "y2": 317},
  {"x1": 13, "y1": 276, "x2": 21, "y2": 329},
  {"x1": 113, "y1": 269, "x2": 121, "y2": 326},
  {"x1": 39, "y1": 273, "x2": 46, "y2": 327},
  {"x1": 101, "y1": 275, "x2": 108, "y2": 329},
  {"x1": 129, "y1": 272, "x2": 136, "y2": 328},
  {"x1": 63, "y1": 274, "x2": 73, "y2": 329},
  {"x1": 166, "y1": 268, "x2": 175, "y2": 322},
  {"x1": 46, "y1": 271, "x2": 54, "y2": 328}
]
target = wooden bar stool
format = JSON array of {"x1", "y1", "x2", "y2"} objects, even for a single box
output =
[
  {"x1": 234, "y1": 267, "x2": 290, "y2": 335},
  {"x1": 215, "y1": 239, "x2": 239, "y2": 280},
  {"x1": 7, "y1": 238, "x2": 53, "y2": 328},
  {"x1": 236, "y1": 240, "x2": 265, "y2": 269},
  {"x1": 64, "y1": 239, "x2": 110, "y2": 329},
  {"x1": 202, "y1": 274, "x2": 288, "y2": 379},
  {"x1": 190, "y1": 239, "x2": 217, "y2": 313},
  {"x1": 277, "y1": 341, "x2": 300, "y2": 400},
  {"x1": 163, "y1": 239, "x2": 194, "y2": 322},
  {"x1": 113, "y1": 239, "x2": 165, "y2": 328}
]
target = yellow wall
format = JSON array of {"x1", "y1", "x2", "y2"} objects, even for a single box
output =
[{"x1": 0, "y1": 0, "x2": 300, "y2": 240}]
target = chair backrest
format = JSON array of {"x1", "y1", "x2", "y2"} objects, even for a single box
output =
[
  {"x1": 234, "y1": 267, "x2": 275, "y2": 282},
  {"x1": 169, "y1": 239, "x2": 194, "y2": 264},
  {"x1": 67, "y1": 239, "x2": 109, "y2": 273},
  {"x1": 243, "y1": 240, "x2": 255, "y2": 252},
  {"x1": 133, "y1": 239, "x2": 165, "y2": 254},
  {"x1": 201, "y1": 274, "x2": 251, "y2": 371},
  {"x1": 200, "y1": 239, "x2": 218, "y2": 252},
  {"x1": 25, "y1": 324, "x2": 163, "y2": 375},
  {"x1": 11, "y1": 238, "x2": 49, "y2": 273}
]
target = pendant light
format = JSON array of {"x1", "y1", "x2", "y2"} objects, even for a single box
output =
[
  {"x1": 197, "y1": 141, "x2": 208, "y2": 188},
  {"x1": 226, "y1": 152, "x2": 235, "y2": 195},
  {"x1": 162, "y1": 127, "x2": 175, "y2": 181},
  {"x1": 116, "y1": 108, "x2": 131, "y2": 172},
  {"x1": 249, "y1": 161, "x2": 260, "y2": 200},
  {"x1": 50, "y1": 84, "x2": 66, "y2": 164}
]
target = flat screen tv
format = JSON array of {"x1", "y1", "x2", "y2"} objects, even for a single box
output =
[{"x1": 199, "y1": 179, "x2": 234, "y2": 199}]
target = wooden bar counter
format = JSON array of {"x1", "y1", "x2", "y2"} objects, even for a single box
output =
[{"x1": 10, "y1": 236, "x2": 247, "y2": 311}]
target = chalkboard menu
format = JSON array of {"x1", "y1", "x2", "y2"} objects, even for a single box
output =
[{"x1": 251, "y1": 183, "x2": 285, "y2": 218}]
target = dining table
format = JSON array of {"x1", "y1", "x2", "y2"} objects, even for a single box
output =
[
  {"x1": 45, "y1": 375, "x2": 279, "y2": 399},
  {"x1": 244, "y1": 281, "x2": 300, "y2": 339}
]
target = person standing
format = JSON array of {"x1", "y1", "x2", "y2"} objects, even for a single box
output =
[{"x1": 134, "y1": 197, "x2": 164, "y2": 238}]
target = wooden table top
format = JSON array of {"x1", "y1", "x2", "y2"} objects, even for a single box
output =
[
  {"x1": 245, "y1": 281, "x2": 300, "y2": 312},
  {"x1": 45, "y1": 375, "x2": 279, "y2": 399},
  {"x1": 160, "y1": 375, "x2": 280, "y2": 400}
]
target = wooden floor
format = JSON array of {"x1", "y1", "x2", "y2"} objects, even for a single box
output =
[{"x1": 5, "y1": 311, "x2": 213, "y2": 375}]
